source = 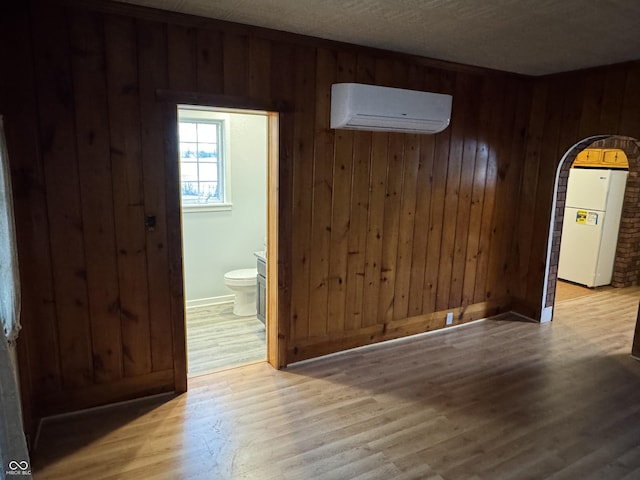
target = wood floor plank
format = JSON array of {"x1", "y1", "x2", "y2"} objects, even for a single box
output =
[
  {"x1": 186, "y1": 302, "x2": 266, "y2": 375},
  {"x1": 33, "y1": 287, "x2": 640, "y2": 479},
  {"x1": 555, "y1": 279, "x2": 612, "y2": 302}
]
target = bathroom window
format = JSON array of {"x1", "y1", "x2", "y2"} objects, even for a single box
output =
[{"x1": 178, "y1": 118, "x2": 226, "y2": 207}]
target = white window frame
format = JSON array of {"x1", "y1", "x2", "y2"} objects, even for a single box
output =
[{"x1": 178, "y1": 106, "x2": 232, "y2": 213}]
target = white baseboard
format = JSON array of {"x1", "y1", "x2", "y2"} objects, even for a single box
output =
[{"x1": 186, "y1": 295, "x2": 234, "y2": 309}]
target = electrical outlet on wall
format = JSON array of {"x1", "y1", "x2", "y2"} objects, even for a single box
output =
[{"x1": 446, "y1": 312, "x2": 453, "y2": 325}]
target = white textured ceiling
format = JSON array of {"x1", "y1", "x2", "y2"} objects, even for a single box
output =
[{"x1": 114, "y1": 0, "x2": 640, "y2": 75}]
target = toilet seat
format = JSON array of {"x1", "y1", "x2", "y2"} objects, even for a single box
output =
[{"x1": 224, "y1": 268, "x2": 257, "y2": 287}]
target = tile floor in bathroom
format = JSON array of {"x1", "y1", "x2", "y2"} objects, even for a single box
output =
[{"x1": 186, "y1": 302, "x2": 266, "y2": 376}]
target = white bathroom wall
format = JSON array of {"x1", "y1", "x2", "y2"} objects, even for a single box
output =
[{"x1": 181, "y1": 111, "x2": 267, "y2": 307}]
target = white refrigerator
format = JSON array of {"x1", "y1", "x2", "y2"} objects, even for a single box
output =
[{"x1": 558, "y1": 168, "x2": 627, "y2": 287}]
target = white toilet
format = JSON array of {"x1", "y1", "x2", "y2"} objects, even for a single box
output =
[{"x1": 223, "y1": 268, "x2": 258, "y2": 316}]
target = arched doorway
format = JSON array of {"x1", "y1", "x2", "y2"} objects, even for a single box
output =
[{"x1": 540, "y1": 135, "x2": 640, "y2": 322}]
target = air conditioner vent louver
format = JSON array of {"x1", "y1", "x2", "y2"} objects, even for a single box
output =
[{"x1": 330, "y1": 83, "x2": 452, "y2": 134}]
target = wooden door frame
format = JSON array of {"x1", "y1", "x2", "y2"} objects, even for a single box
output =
[
  {"x1": 265, "y1": 112, "x2": 280, "y2": 368},
  {"x1": 160, "y1": 92, "x2": 283, "y2": 392}
]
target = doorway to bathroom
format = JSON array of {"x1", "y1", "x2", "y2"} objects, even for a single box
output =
[{"x1": 177, "y1": 105, "x2": 271, "y2": 376}]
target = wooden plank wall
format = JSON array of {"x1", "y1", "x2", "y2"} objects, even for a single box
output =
[
  {"x1": 512, "y1": 62, "x2": 640, "y2": 318},
  {"x1": 1, "y1": 0, "x2": 532, "y2": 420}
]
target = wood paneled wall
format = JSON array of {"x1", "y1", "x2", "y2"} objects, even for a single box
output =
[
  {"x1": 1, "y1": 0, "x2": 532, "y2": 422},
  {"x1": 512, "y1": 62, "x2": 640, "y2": 318},
  {"x1": 287, "y1": 58, "x2": 532, "y2": 362},
  {"x1": 1, "y1": 2, "x2": 181, "y2": 422}
]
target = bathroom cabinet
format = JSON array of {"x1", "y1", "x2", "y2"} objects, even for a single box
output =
[{"x1": 256, "y1": 253, "x2": 266, "y2": 324}]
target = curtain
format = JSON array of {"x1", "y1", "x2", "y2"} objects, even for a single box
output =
[
  {"x1": 0, "y1": 117, "x2": 29, "y2": 478},
  {"x1": 0, "y1": 333, "x2": 31, "y2": 478},
  {"x1": 0, "y1": 116, "x2": 21, "y2": 345}
]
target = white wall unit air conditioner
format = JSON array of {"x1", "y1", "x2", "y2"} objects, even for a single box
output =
[{"x1": 330, "y1": 83, "x2": 452, "y2": 134}]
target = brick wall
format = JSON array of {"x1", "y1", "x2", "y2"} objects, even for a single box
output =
[{"x1": 545, "y1": 136, "x2": 640, "y2": 308}]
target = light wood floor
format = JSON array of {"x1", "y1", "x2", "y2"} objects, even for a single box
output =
[
  {"x1": 186, "y1": 303, "x2": 266, "y2": 376},
  {"x1": 554, "y1": 279, "x2": 612, "y2": 302},
  {"x1": 32, "y1": 287, "x2": 640, "y2": 479}
]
